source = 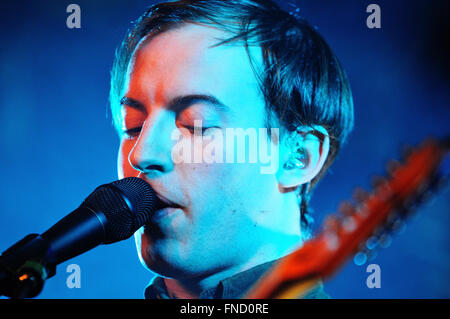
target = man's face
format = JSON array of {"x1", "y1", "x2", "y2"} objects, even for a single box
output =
[{"x1": 118, "y1": 24, "x2": 296, "y2": 279}]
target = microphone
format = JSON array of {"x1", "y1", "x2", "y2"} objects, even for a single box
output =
[{"x1": 0, "y1": 177, "x2": 159, "y2": 298}]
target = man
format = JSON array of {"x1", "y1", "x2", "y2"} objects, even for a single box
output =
[{"x1": 109, "y1": 0, "x2": 354, "y2": 299}]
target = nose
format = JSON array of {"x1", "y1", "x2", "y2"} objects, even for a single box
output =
[{"x1": 128, "y1": 110, "x2": 175, "y2": 177}]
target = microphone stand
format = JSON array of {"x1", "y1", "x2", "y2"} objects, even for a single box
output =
[{"x1": 0, "y1": 234, "x2": 56, "y2": 299}]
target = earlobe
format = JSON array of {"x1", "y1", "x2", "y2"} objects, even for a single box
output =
[{"x1": 277, "y1": 126, "x2": 330, "y2": 189}]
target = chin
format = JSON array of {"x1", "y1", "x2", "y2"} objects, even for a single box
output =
[
  {"x1": 142, "y1": 241, "x2": 227, "y2": 281},
  {"x1": 140, "y1": 240, "x2": 189, "y2": 278}
]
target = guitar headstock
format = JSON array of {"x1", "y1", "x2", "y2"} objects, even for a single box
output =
[{"x1": 246, "y1": 137, "x2": 449, "y2": 298}]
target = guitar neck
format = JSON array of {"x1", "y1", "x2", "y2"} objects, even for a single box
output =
[{"x1": 245, "y1": 138, "x2": 449, "y2": 299}]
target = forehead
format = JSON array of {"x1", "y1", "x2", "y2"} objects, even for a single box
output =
[{"x1": 124, "y1": 23, "x2": 265, "y2": 120}]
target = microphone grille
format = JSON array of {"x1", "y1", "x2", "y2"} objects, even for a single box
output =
[{"x1": 82, "y1": 177, "x2": 157, "y2": 244}]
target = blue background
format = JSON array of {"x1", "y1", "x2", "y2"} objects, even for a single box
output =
[{"x1": 0, "y1": 0, "x2": 448, "y2": 298}]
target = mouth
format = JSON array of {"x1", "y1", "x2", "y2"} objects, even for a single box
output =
[
  {"x1": 142, "y1": 192, "x2": 183, "y2": 230},
  {"x1": 155, "y1": 192, "x2": 183, "y2": 210},
  {"x1": 136, "y1": 175, "x2": 183, "y2": 209}
]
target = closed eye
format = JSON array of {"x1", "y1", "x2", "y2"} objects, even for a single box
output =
[
  {"x1": 184, "y1": 126, "x2": 221, "y2": 136},
  {"x1": 123, "y1": 127, "x2": 142, "y2": 138}
]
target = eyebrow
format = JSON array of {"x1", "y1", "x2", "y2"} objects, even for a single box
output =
[
  {"x1": 120, "y1": 94, "x2": 231, "y2": 114},
  {"x1": 120, "y1": 97, "x2": 146, "y2": 112},
  {"x1": 170, "y1": 94, "x2": 231, "y2": 113}
]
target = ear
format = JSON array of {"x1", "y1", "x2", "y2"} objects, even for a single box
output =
[{"x1": 276, "y1": 125, "x2": 330, "y2": 189}]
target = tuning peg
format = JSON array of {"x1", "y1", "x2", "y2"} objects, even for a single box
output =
[
  {"x1": 323, "y1": 215, "x2": 340, "y2": 232},
  {"x1": 353, "y1": 243, "x2": 379, "y2": 266},
  {"x1": 372, "y1": 176, "x2": 393, "y2": 199},
  {"x1": 378, "y1": 233, "x2": 392, "y2": 248},
  {"x1": 385, "y1": 211, "x2": 399, "y2": 225},
  {"x1": 390, "y1": 218, "x2": 407, "y2": 234},
  {"x1": 386, "y1": 159, "x2": 402, "y2": 176},
  {"x1": 402, "y1": 144, "x2": 414, "y2": 159},
  {"x1": 342, "y1": 215, "x2": 357, "y2": 233},
  {"x1": 365, "y1": 236, "x2": 379, "y2": 250},
  {"x1": 386, "y1": 207, "x2": 408, "y2": 225},
  {"x1": 338, "y1": 201, "x2": 356, "y2": 216},
  {"x1": 371, "y1": 175, "x2": 386, "y2": 189},
  {"x1": 353, "y1": 251, "x2": 368, "y2": 266},
  {"x1": 323, "y1": 231, "x2": 340, "y2": 251},
  {"x1": 353, "y1": 187, "x2": 370, "y2": 203}
]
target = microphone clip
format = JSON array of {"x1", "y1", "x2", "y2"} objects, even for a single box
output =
[{"x1": 0, "y1": 234, "x2": 56, "y2": 299}]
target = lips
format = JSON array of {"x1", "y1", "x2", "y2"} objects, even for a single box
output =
[
  {"x1": 155, "y1": 192, "x2": 183, "y2": 209},
  {"x1": 136, "y1": 175, "x2": 184, "y2": 210}
]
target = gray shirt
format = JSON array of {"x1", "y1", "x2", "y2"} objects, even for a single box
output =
[{"x1": 144, "y1": 259, "x2": 330, "y2": 299}]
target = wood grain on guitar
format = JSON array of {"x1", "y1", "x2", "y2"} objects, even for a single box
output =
[{"x1": 245, "y1": 137, "x2": 449, "y2": 299}]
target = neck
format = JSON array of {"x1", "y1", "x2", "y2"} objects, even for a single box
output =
[{"x1": 164, "y1": 234, "x2": 303, "y2": 299}]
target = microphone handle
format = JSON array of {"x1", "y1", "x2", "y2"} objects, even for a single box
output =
[{"x1": 42, "y1": 205, "x2": 107, "y2": 265}]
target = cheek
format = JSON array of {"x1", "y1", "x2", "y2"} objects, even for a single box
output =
[
  {"x1": 186, "y1": 163, "x2": 275, "y2": 243},
  {"x1": 219, "y1": 163, "x2": 277, "y2": 217},
  {"x1": 118, "y1": 139, "x2": 139, "y2": 179},
  {"x1": 185, "y1": 161, "x2": 269, "y2": 212}
]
